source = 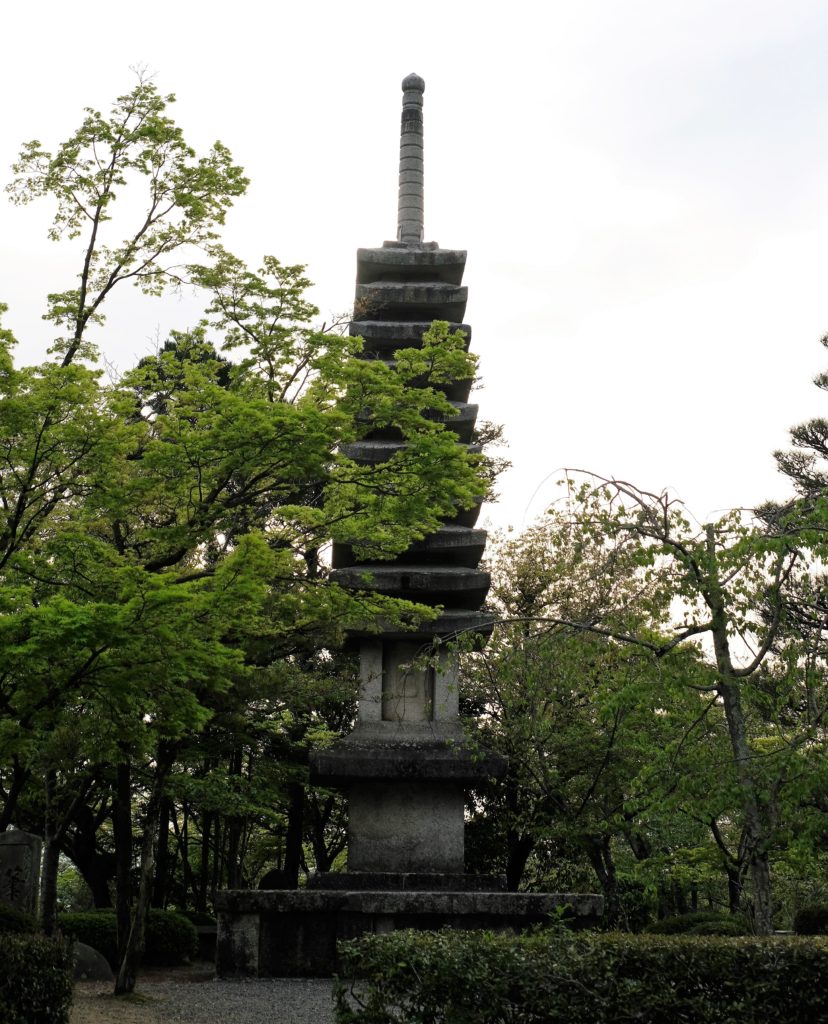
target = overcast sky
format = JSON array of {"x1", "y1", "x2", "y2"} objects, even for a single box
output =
[{"x1": 3, "y1": 1, "x2": 828, "y2": 532}]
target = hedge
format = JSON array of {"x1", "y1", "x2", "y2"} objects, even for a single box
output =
[
  {"x1": 58, "y1": 908, "x2": 197, "y2": 969},
  {"x1": 0, "y1": 935, "x2": 73, "y2": 1024},
  {"x1": 645, "y1": 910, "x2": 749, "y2": 936},
  {"x1": 793, "y1": 904, "x2": 828, "y2": 935},
  {"x1": 0, "y1": 900, "x2": 37, "y2": 934},
  {"x1": 334, "y1": 928, "x2": 828, "y2": 1024}
]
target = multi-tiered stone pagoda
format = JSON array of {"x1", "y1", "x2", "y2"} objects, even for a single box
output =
[
  {"x1": 216, "y1": 75, "x2": 601, "y2": 978},
  {"x1": 312, "y1": 71, "x2": 500, "y2": 880}
]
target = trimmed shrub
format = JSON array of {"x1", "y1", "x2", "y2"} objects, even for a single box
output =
[
  {"x1": 0, "y1": 900, "x2": 37, "y2": 934},
  {"x1": 687, "y1": 916, "x2": 748, "y2": 936},
  {"x1": 58, "y1": 908, "x2": 197, "y2": 969},
  {"x1": 58, "y1": 911, "x2": 117, "y2": 968},
  {"x1": 644, "y1": 909, "x2": 749, "y2": 935},
  {"x1": 145, "y1": 909, "x2": 198, "y2": 966},
  {"x1": 177, "y1": 909, "x2": 217, "y2": 927},
  {"x1": 334, "y1": 928, "x2": 828, "y2": 1024},
  {"x1": 0, "y1": 934, "x2": 73, "y2": 1024},
  {"x1": 793, "y1": 903, "x2": 828, "y2": 935}
]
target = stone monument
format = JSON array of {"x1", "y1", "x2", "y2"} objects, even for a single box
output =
[
  {"x1": 215, "y1": 75, "x2": 602, "y2": 977},
  {"x1": 0, "y1": 829, "x2": 42, "y2": 915}
]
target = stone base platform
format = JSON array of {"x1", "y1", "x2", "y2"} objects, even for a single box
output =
[{"x1": 215, "y1": 888, "x2": 603, "y2": 977}]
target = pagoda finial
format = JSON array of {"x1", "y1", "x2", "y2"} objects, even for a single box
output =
[{"x1": 397, "y1": 73, "x2": 425, "y2": 244}]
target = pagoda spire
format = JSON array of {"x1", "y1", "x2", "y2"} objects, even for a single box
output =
[{"x1": 397, "y1": 73, "x2": 425, "y2": 244}]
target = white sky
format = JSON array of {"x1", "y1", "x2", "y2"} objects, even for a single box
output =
[{"x1": 2, "y1": 0, "x2": 828, "y2": 532}]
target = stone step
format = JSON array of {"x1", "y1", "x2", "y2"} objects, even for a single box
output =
[{"x1": 329, "y1": 564, "x2": 490, "y2": 609}]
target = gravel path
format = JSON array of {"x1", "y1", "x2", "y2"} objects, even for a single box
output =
[{"x1": 71, "y1": 977, "x2": 338, "y2": 1024}]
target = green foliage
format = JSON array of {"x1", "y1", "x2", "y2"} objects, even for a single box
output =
[
  {"x1": 6, "y1": 77, "x2": 247, "y2": 361},
  {"x1": 645, "y1": 910, "x2": 749, "y2": 935},
  {"x1": 334, "y1": 927, "x2": 828, "y2": 1024},
  {"x1": 55, "y1": 865, "x2": 94, "y2": 914},
  {"x1": 0, "y1": 900, "x2": 37, "y2": 934},
  {"x1": 176, "y1": 909, "x2": 217, "y2": 927},
  {"x1": 0, "y1": 79, "x2": 491, "y2": 955},
  {"x1": 144, "y1": 909, "x2": 198, "y2": 965},
  {"x1": 0, "y1": 935, "x2": 73, "y2": 1024},
  {"x1": 58, "y1": 911, "x2": 118, "y2": 968},
  {"x1": 793, "y1": 904, "x2": 828, "y2": 935},
  {"x1": 58, "y1": 908, "x2": 196, "y2": 968}
]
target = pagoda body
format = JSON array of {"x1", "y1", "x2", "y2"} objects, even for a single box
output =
[
  {"x1": 215, "y1": 76, "x2": 601, "y2": 978},
  {"x1": 313, "y1": 72, "x2": 499, "y2": 881}
]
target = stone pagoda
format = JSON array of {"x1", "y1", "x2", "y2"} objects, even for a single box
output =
[
  {"x1": 215, "y1": 75, "x2": 601, "y2": 978},
  {"x1": 312, "y1": 70, "x2": 499, "y2": 882}
]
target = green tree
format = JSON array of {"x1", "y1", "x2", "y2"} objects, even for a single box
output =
[
  {"x1": 1, "y1": 80, "x2": 487, "y2": 995},
  {"x1": 462, "y1": 510, "x2": 723, "y2": 925},
  {"x1": 511, "y1": 477, "x2": 805, "y2": 934}
]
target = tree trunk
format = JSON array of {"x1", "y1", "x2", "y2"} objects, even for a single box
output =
[
  {"x1": 587, "y1": 835, "x2": 620, "y2": 924},
  {"x1": 282, "y1": 782, "x2": 304, "y2": 889},
  {"x1": 226, "y1": 816, "x2": 243, "y2": 890},
  {"x1": 726, "y1": 864, "x2": 742, "y2": 914},
  {"x1": 41, "y1": 770, "x2": 59, "y2": 936},
  {"x1": 0, "y1": 758, "x2": 29, "y2": 832},
  {"x1": 307, "y1": 793, "x2": 347, "y2": 873},
  {"x1": 705, "y1": 528, "x2": 774, "y2": 936},
  {"x1": 171, "y1": 803, "x2": 195, "y2": 908},
  {"x1": 718, "y1": 677, "x2": 774, "y2": 933},
  {"x1": 505, "y1": 831, "x2": 535, "y2": 892},
  {"x1": 210, "y1": 816, "x2": 222, "y2": 906},
  {"x1": 115, "y1": 742, "x2": 175, "y2": 996},
  {"x1": 225, "y1": 747, "x2": 245, "y2": 889},
  {"x1": 196, "y1": 811, "x2": 211, "y2": 913},
  {"x1": 68, "y1": 803, "x2": 116, "y2": 908},
  {"x1": 152, "y1": 796, "x2": 172, "y2": 909},
  {"x1": 113, "y1": 761, "x2": 133, "y2": 961}
]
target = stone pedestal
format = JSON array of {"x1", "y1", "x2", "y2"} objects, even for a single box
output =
[{"x1": 216, "y1": 888, "x2": 603, "y2": 977}]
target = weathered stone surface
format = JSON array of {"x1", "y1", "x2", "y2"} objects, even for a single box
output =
[
  {"x1": 398, "y1": 73, "x2": 425, "y2": 244},
  {"x1": 0, "y1": 830, "x2": 41, "y2": 914},
  {"x1": 332, "y1": 525, "x2": 487, "y2": 569},
  {"x1": 73, "y1": 941, "x2": 114, "y2": 981},
  {"x1": 329, "y1": 565, "x2": 490, "y2": 609},
  {"x1": 217, "y1": 911, "x2": 260, "y2": 978},
  {"x1": 215, "y1": 889, "x2": 604, "y2": 977},
  {"x1": 307, "y1": 871, "x2": 506, "y2": 892},
  {"x1": 218, "y1": 888, "x2": 603, "y2": 918},
  {"x1": 350, "y1": 642, "x2": 463, "y2": 726},
  {"x1": 356, "y1": 281, "x2": 468, "y2": 322},
  {"x1": 356, "y1": 246, "x2": 466, "y2": 285},
  {"x1": 350, "y1": 319, "x2": 471, "y2": 350},
  {"x1": 311, "y1": 735, "x2": 505, "y2": 785},
  {"x1": 348, "y1": 781, "x2": 465, "y2": 872},
  {"x1": 435, "y1": 402, "x2": 478, "y2": 443}
]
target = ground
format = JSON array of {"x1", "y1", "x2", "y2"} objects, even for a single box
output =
[
  {"x1": 70, "y1": 963, "x2": 337, "y2": 1024},
  {"x1": 71, "y1": 964, "x2": 213, "y2": 1024}
]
